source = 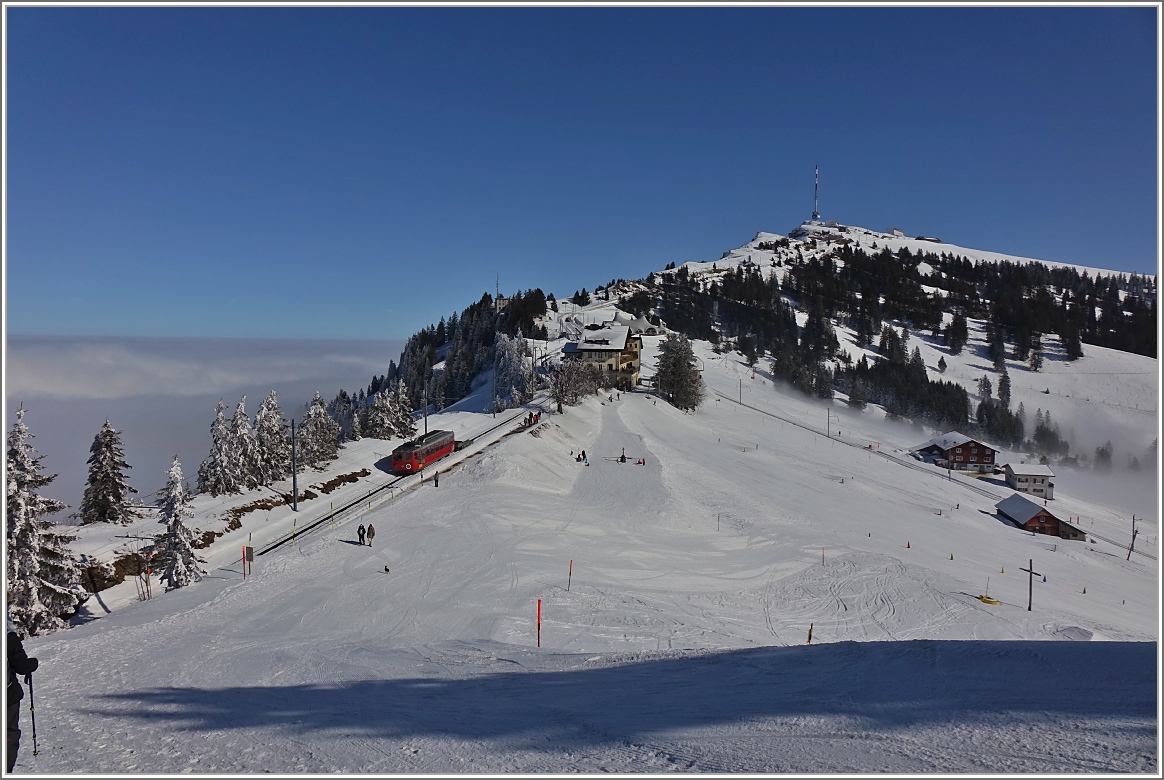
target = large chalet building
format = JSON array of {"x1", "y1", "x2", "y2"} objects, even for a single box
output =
[
  {"x1": 910, "y1": 432, "x2": 997, "y2": 474},
  {"x1": 563, "y1": 324, "x2": 642, "y2": 391}
]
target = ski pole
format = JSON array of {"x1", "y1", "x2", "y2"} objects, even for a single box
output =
[{"x1": 26, "y1": 673, "x2": 38, "y2": 756}]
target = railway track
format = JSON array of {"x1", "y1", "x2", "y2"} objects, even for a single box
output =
[{"x1": 256, "y1": 405, "x2": 541, "y2": 556}]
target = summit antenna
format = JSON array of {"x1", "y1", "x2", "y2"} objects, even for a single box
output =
[{"x1": 811, "y1": 164, "x2": 821, "y2": 221}]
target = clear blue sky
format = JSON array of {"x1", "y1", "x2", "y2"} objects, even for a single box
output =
[{"x1": 6, "y1": 6, "x2": 1159, "y2": 340}]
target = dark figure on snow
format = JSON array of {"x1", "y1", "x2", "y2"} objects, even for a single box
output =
[
  {"x1": 7, "y1": 616, "x2": 39, "y2": 773},
  {"x1": 434, "y1": 471, "x2": 439, "y2": 488},
  {"x1": 357, "y1": 524, "x2": 366, "y2": 545},
  {"x1": 366, "y1": 524, "x2": 375, "y2": 547}
]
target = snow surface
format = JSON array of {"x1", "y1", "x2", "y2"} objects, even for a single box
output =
[{"x1": 17, "y1": 320, "x2": 1159, "y2": 774}]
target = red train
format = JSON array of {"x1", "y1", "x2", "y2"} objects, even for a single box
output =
[{"x1": 391, "y1": 429, "x2": 456, "y2": 473}]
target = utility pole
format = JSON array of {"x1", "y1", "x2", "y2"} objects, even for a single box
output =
[
  {"x1": 424, "y1": 360, "x2": 430, "y2": 436},
  {"x1": 1127, "y1": 515, "x2": 1139, "y2": 561},
  {"x1": 1019, "y1": 558, "x2": 1041, "y2": 611},
  {"x1": 290, "y1": 418, "x2": 298, "y2": 512}
]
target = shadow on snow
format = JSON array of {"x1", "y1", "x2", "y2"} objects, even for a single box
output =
[{"x1": 82, "y1": 640, "x2": 1155, "y2": 746}]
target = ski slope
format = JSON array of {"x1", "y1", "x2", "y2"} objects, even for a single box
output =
[{"x1": 19, "y1": 337, "x2": 1159, "y2": 774}]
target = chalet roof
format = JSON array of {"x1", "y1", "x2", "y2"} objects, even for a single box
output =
[
  {"x1": 566, "y1": 324, "x2": 630, "y2": 352},
  {"x1": 1004, "y1": 463, "x2": 1056, "y2": 477},
  {"x1": 995, "y1": 493, "x2": 1054, "y2": 525},
  {"x1": 910, "y1": 431, "x2": 987, "y2": 453}
]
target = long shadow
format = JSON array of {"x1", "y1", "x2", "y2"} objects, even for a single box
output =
[{"x1": 81, "y1": 640, "x2": 1155, "y2": 746}]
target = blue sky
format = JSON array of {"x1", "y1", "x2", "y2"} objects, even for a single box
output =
[{"x1": 6, "y1": 6, "x2": 1159, "y2": 340}]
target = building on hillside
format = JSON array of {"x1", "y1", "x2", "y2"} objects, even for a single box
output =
[
  {"x1": 1004, "y1": 463, "x2": 1055, "y2": 500},
  {"x1": 612, "y1": 310, "x2": 664, "y2": 336},
  {"x1": 887, "y1": 227, "x2": 905, "y2": 237},
  {"x1": 563, "y1": 324, "x2": 642, "y2": 391},
  {"x1": 910, "y1": 432, "x2": 997, "y2": 474},
  {"x1": 995, "y1": 494, "x2": 1085, "y2": 540}
]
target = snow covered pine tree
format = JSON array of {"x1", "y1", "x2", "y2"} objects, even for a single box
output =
[
  {"x1": 655, "y1": 333, "x2": 705, "y2": 411},
  {"x1": 301, "y1": 391, "x2": 342, "y2": 469},
  {"x1": 253, "y1": 390, "x2": 291, "y2": 485},
  {"x1": 154, "y1": 457, "x2": 206, "y2": 590},
  {"x1": 6, "y1": 407, "x2": 85, "y2": 636},
  {"x1": 79, "y1": 420, "x2": 141, "y2": 525},
  {"x1": 197, "y1": 400, "x2": 238, "y2": 496}
]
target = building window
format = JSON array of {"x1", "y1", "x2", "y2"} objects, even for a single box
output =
[{"x1": 955, "y1": 456, "x2": 963, "y2": 462}]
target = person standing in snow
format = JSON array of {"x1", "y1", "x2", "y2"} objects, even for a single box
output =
[
  {"x1": 7, "y1": 616, "x2": 39, "y2": 773},
  {"x1": 433, "y1": 471, "x2": 439, "y2": 488},
  {"x1": 366, "y1": 524, "x2": 375, "y2": 547},
  {"x1": 357, "y1": 524, "x2": 366, "y2": 546}
]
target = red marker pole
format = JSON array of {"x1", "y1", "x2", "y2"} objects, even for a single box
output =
[
  {"x1": 537, "y1": 599, "x2": 542, "y2": 648},
  {"x1": 567, "y1": 560, "x2": 573, "y2": 592}
]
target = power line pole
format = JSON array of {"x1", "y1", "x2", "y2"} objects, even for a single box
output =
[
  {"x1": 1127, "y1": 515, "x2": 1139, "y2": 561},
  {"x1": 290, "y1": 418, "x2": 298, "y2": 512},
  {"x1": 1019, "y1": 558, "x2": 1041, "y2": 611}
]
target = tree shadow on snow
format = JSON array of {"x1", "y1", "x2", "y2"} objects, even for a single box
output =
[{"x1": 81, "y1": 640, "x2": 1155, "y2": 748}]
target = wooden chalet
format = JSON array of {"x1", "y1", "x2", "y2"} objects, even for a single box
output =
[
  {"x1": 995, "y1": 494, "x2": 1085, "y2": 541},
  {"x1": 910, "y1": 431, "x2": 997, "y2": 474}
]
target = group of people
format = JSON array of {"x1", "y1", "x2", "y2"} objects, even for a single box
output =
[
  {"x1": 357, "y1": 523, "x2": 376, "y2": 546},
  {"x1": 573, "y1": 449, "x2": 588, "y2": 465},
  {"x1": 525, "y1": 411, "x2": 541, "y2": 427}
]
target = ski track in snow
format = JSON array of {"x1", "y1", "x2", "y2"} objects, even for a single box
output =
[{"x1": 19, "y1": 332, "x2": 1159, "y2": 774}]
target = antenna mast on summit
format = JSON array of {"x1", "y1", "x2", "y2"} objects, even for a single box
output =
[{"x1": 812, "y1": 164, "x2": 821, "y2": 221}]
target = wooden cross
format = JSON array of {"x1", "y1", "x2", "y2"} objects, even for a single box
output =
[{"x1": 1019, "y1": 558, "x2": 1041, "y2": 612}]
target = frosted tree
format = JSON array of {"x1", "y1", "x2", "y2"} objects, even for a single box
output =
[
  {"x1": 348, "y1": 406, "x2": 363, "y2": 441},
  {"x1": 253, "y1": 390, "x2": 291, "y2": 485},
  {"x1": 197, "y1": 401, "x2": 237, "y2": 496},
  {"x1": 154, "y1": 457, "x2": 205, "y2": 591},
  {"x1": 365, "y1": 390, "x2": 394, "y2": 439},
  {"x1": 390, "y1": 380, "x2": 418, "y2": 440},
  {"x1": 301, "y1": 391, "x2": 342, "y2": 469},
  {"x1": 230, "y1": 396, "x2": 260, "y2": 490},
  {"x1": 80, "y1": 420, "x2": 140, "y2": 525},
  {"x1": 6, "y1": 407, "x2": 85, "y2": 636},
  {"x1": 494, "y1": 332, "x2": 530, "y2": 410}
]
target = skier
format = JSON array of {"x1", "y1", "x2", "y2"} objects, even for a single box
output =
[
  {"x1": 384, "y1": 565, "x2": 390, "y2": 574},
  {"x1": 581, "y1": 450, "x2": 586, "y2": 462},
  {"x1": 7, "y1": 615, "x2": 39, "y2": 773},
  {"x1": 357, "y1": 524, "x2": 366, "y2": 546},
  {"x1": 366, "y1": 524, "x2": 376, "y2": 547}
]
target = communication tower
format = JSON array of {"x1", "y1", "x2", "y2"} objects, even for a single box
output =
[{"x1": 811, "y1": 164, "x2": 821, "y2": 221}]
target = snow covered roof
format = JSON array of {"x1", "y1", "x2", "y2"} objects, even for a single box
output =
[
  {"x1": 1004, "y1": 463, "x2": 1055, "y2": 477},
  {"x1": 910, "y1": 431, "x2": 991, "y2": 453},
  {"x1": 995, "y1": 493, "x2": 1053, "y2": 525},
  {"x1": 565, "y1": 325, "x2": 631, "y2": 352}
]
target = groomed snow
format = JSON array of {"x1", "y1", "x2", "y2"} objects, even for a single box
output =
[{"x1": 17, "y1": 328, "x2": 1159, "y2": 774}]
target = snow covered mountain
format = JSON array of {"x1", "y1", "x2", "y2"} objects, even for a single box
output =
[{"x1": 21, "y1": 266, "x2": 1159, "y2": 771}]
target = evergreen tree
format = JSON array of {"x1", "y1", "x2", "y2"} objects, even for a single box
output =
[
  {"x1": 998, "y1": 366, "x2": 1012, "y2": 408},
  {"x1": 230, "y1": 396, "x2": 260, "y2": 490},
  {"x1": 977, "y1": 375, "x2": 993, "y2": 403},
  {"x1": 390, "y1": 380, "x2": 418, "y2": 440},
  {"x1": 655, "y1": 333, "x2": 705, "y2": 411},
  {"x1": 1028, "y1": 333, "x2": 1044, "y2": 372},
  {"x1": 197, "y1": 401, "x2": 237, "y2": 495},
  {"x1": 6, "y1": 407, "x2": 85, "y2": 636},
  {"x1": 937, "y1": 356, "x2": 947, "y2": 373},
  {"x1": 253, "y1": 391, "x2": 291, "y2": 485},
  {"x1": 154, "y1": 457, "x2": 205, "y2": 591},
  {"x1": 80, "y1": 421, "x2": 140, "y2": 525},
  {"x1": 365, "y1": 390, "x2": 394, "y2": 439},
  {"x1": 300, "y1": 392, "x2": 342, "y2": 469},
  {"x1": 348, "y1": 407, "x2": 363, "y2": 441}
]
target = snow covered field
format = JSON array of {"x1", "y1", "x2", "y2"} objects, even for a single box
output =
[{"x1": 17, "y1": 327, "x2": 1159, "y2": 773}]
